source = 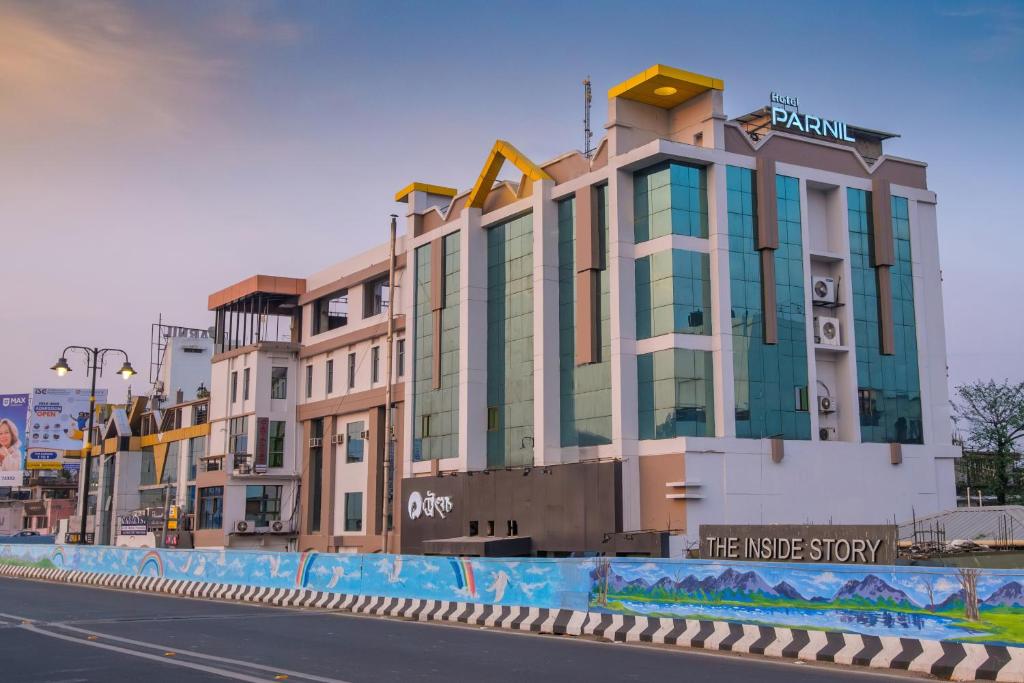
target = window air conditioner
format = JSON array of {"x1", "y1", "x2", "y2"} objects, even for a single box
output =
[
  {"x1": 360, "y1": 430, "x2": 370, "y2": 440},
  {"x1": 818, "y1": 396, "x2": 837, "y2": 414},
  {"x1": 330, "y1": 434, "x2": 345, "y2": 445},
  {"x1": 814, "y1": 316, "x2": 841, "y2": 346},
  {"x1": 309, "y1": 437, "x2": 323, "y2": 448},
  {"x1": 811, "y1": 276, "x2": 837, "y2": 305}
]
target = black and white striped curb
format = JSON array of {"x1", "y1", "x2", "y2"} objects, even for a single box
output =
[{"x1": 3, "y1": 563, "x2": 1021, "y2": 682}]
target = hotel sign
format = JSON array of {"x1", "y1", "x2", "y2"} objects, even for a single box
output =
[
  {"x1": 770, "y1": 92, "x2": 855, "y2": 143},
  {"x1": 700, "y1": 524, "x2": 896, "y2": 564}
]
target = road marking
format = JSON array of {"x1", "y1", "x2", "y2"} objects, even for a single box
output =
[
  {"x1": 0, "y1": 610, "x2": 352, "y2": 683},
  {"x1": 18, "y1": 623, "x2": 286, "y2": 683},
  {"x1": 45, "y1": 621, "x2": 352, "y2": 683}
]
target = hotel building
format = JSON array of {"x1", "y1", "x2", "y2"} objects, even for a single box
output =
[{"x1": 207, "y1": 64, "x2": 958, "y2": 557}]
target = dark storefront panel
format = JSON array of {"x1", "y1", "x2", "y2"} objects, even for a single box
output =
[{"x1": 401, "y1": 460, "x2": 667, "y2": 557}]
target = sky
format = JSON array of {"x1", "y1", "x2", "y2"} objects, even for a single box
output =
[{"x1": 0, "y1": 0, "x2": 1021, "y2": 405}]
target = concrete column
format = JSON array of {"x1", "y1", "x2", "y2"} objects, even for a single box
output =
[
  {"x1": 532, "y1": 179, "x2": 561, "y2": 466},
  {"x1": 608, "y1": 167, "x2": 640, "y2": 531},
  {"x1": 830, "y1": 188, "x2": 861, "y2": 443},
  {"x1": 706, "y1": 162, "x2": 735, "y2": 437},
  {"x1": 910, "y1": 197, "x2": 951, "y2": 446},
  {"x1": 459, "y1": 209, "x2": 488, "y2": 471}
]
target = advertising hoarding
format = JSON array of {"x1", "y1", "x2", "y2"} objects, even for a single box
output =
[
  {"x1": 27, "y1": 388, "x2": 108, "y2": 470},
  {"x1": 0, "y1": 394, "x2": 29, "y2": 485}
]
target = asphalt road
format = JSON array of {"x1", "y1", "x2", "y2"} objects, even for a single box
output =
[{"x1": 0, "y1": 577, "x2": 923, "y2": 682}]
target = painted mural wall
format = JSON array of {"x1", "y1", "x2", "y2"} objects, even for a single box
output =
[{"x1": 2, "y1": 544, "x2": 1022, "y2": 646}]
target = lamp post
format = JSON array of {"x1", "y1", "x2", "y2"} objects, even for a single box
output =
[{"x1": 50, "y1": 346, "x2": 136, "y2": 544}]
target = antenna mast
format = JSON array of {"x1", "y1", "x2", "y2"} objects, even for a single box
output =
[{"x1": 583, "y1": 76, "x2": 593, "y2": 159}]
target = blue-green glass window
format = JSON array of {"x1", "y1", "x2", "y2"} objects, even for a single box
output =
[
  {"x1": 345, "y1": 421, "x2": 364, "y2": 463},
  {"x1": 638, "y1": 349, "x2": 715, "y2": 438},
  {"x1": 727, "y1": 167, "x2": 811, "y2": 440},
  {"x1": 634, "y1": 162, "x2": 708, "y2": 242},
  {"x1": 558, "y1": 191, "x2": 612, "y2": 447},
  {"x1": 636, "y1": 250, "x2": 711, "y2": 338},
  {"x1": 412, "y1": 233, "x2": 460, "y2": 461},
  {"x1": 487, "y1": 213, "x2": 534, "y2": 467},
  {"x1": 848, "y1": 190, "x2": 922, "y2": 444}
]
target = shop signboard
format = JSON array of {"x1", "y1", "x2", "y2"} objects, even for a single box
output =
[
  {"x1": 0, "y1": 394, "x2": 29, "y2": 486},
  {"x1": 119, "y1": 515, "x2": 148, "y2": 535},
  {"x1": 254, "y1": 417, "x2": 269, "y2": 474},
  {"x1": 27, "y1": 388, "x2": 108, "y2": 470},
  {"x1": 700, "y1": 524, "x2": 897, "y2": 564}
]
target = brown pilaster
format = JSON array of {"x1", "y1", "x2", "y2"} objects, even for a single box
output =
[
  {"x1": 324, "y1": 415, "x2": 337, "y2": 542},
  {"x1": 876, "y1": 266, "x2": 896, "y2": 356},
  {"x1": 870, "y1": 178, "x2": 896, "y2": 356},
  {"x1": 367, "y1": 406, "x2": 385, "y2": 538},
  {"x1": 574, "y1": 184, "x2": 602, "y2": 365},
  {"x1": 870, "y1": 178, "x2": 894, "y2": 267},
  {"x1": 760, "y1": 250, "x2": 778, "y2": 344},
  {"x1": 755, "y1": 158, "x2": 779, "y2": 250},
  {"x1": 755, "y1": 157, "x2": 779, "y2": 345},
  {"x1": 430, "y1": 237, "x2": 446, "y2": 389}
]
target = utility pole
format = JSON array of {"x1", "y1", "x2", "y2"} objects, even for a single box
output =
[
  {"x1": 583, "y1": 76, "x2": 593, "y2": 159},
  {"x1": 380, "y1": 214, "x2": 398, "y2": 554}
]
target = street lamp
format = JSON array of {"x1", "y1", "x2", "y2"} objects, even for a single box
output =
[{"x1": 50, "y1": 346, "x2": 135, "y2": 545}]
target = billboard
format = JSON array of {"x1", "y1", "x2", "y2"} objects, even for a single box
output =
[
  {"x1": 0, "y1": 394, "x2": 29, "y2": 485},
  {"x1": 27, "y1": 388, "x2": 108, "y2": 470}
]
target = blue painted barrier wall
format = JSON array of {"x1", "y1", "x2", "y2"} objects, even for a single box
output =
[{"x1": 2, "y1": 544, "x2": 1022, "y2": 646}]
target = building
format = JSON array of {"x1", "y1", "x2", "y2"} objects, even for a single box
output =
[
  {"x1": 72, "y1": 328, "x2": 213, "y2": 546},
  {"x1": 395, "y1": 63, "x2": 958, "y2": 557},
  {"x1": 209, "y1": 63, "x2": 959, "y2": 557},
  {"x1": 203, "y1": 278, "x2": 306, "y2": 550}
]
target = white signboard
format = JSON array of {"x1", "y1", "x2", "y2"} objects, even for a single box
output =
[
  {"x1": 407, "y1": 490, "x2": 453, "y2": 520},
  {"x1": 27, "y1": 387, "x2": 108, "y2": 469}
]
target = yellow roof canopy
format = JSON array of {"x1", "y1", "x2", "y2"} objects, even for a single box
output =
[
  {"x1": 467, "y1": 140, "x2": 552, "y2": 210},
  {"x1": 394, "y1": 182, "x2": 458, "y2": 203},
  {"x1": 608, "y1": 64, "x2": 724, "y2": 109}
]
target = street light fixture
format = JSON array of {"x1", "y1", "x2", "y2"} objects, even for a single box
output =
[
  {"x1": 118, "y1": 361, "x2": 137, "y2": 380},
  {"x1": 49, "y1": 345, "x2": 135, "y2": 545},
  {"x1": 51, "y1": 357, "x2": 72, "y2": 376}
]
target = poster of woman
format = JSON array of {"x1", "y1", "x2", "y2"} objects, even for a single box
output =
[{"x1": 0, "y1": 394, "x2": 29, "y2": 485}]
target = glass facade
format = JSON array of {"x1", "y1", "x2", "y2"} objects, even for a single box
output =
[
  {"x1": 487, "y1": 213, "x2": 534, "y2": 467},
  {"x1": 635, "y1": 249, "x2": 712, "y2": 338},
  {"x1": 557, "y1": 192, "x2": 612, "y2": 447},
  {"x1": 634, "y1": 162, "x2": 708, "y2": 242},
  {"x1": 412, "y1": 233, "x2": 460, "y2": 461},
  {"x1": 727, "y1": 167, "x2": 811, "y2": 440},
  {"x1": 848, "y1": 190, "x2": 922, "y2": 443},
  {"x1": 637, "y1": 349, "x2": 715, "y2": 438}
]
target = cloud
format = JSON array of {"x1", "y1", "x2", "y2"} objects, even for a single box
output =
[
  {"x1": 941, "y1": 4, "x2": 1024, "y2": 62},
  {"x1": 806, "y1": 571, "x2": 842, "y2": 589},
  {"x1": 210, "y1": 1, "x2": 303, "y2": 45},
  {"x1": 0, "y1": 1, "x2": 223, "y2": 138}
]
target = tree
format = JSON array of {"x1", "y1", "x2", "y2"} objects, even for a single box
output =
[
  {"x1": 954, "y1": 380, "x2": 1024, "y2": 505},
  {"x1": 956, "y1": 567, "x2": 981, "y2": 622}
]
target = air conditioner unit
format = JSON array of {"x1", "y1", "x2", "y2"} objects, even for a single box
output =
[
  {"x1": 814, "y1": 316, "x2": 841, "y2": 346},
  {"x1": 811, "y1": 276, "x2": 837, "y2": 305},
  {"x1": 330, "y1": 434, "x2": 345, "y2": 445},
  {"x1": 235, "y1": 520, "x2": 250, "y2": 533},
  {"x1": 309, "y1": 437, "x2": 323, "y2": 448},
  {"x1": 270, "y1": 520, "x2": 285, "y2": 533},
  {"x1": 360, "y1": 430, "x2": 370, "y2": 440},
  {"x1": 818, "y1": 396, "x2": 837, "y2": 414},
  {"x1": 819, "y1": 427, "x2": 837, "y2": 441}
]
